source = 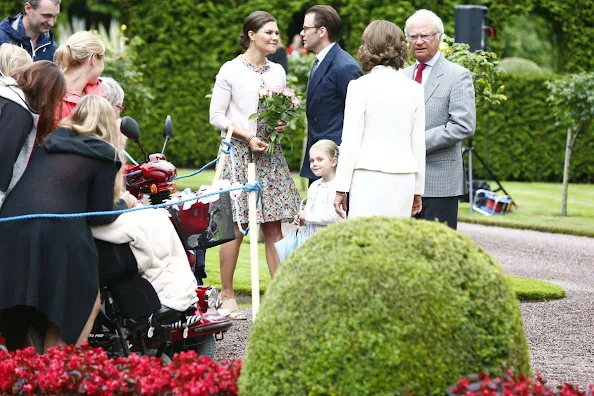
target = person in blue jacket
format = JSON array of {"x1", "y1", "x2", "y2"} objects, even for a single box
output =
[
  {"x1": 0, "y1": 0, "x2": 60, "y2": 62},
  {"x1": 299, "y1": 5, "x2": 363, "y2": 185}
]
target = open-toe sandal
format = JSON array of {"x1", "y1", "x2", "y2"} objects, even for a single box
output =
[{"x1": 220, "y1": 297, "x2": 248, "y2": 320}]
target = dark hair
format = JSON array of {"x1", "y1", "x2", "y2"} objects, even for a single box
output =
[
  {"x1": 11, "y1": 61, "x2": 66, "y2": 142},
  {"x1": 305, "y1": 5, "x2": 341, "y2": 43},
  {"x1": 238, "y1": 11, "x2": 276, "y2": 51},
  {"x1": 357, "y1": 20, "x2": 408, "y2": 72}
]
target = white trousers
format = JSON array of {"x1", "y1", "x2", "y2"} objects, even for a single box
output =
[{"x1": 348, "y1": 170, "x2": 415, "y2": 219}]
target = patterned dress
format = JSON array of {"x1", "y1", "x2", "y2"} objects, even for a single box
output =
[{"x1": 220, "y1": 57, "x2": 301, "y2": 224}]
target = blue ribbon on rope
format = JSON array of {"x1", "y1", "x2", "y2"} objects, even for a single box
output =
[
  {"x1": 1, "y1": 139, "x2": 260, "y2": 237},
  {"x1": 0, "y1": 183, "x2": 260, "y2": 224},
  {"x1": 175, "y1": 157, "x2": 219, "y2": 180}
]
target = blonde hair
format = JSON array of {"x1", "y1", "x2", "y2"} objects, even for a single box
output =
[
  {"x1": 54, "y1": 31, "x2": 106, "y2": 73},
  {"x1": 310, "y1": 139, "x2": 339, "y2": 161},
  {"x1": 0, "y1": 43, "x2": 33, "y2": 76},
  {"x1": 59, "y1": 95, "x2": 122, "y2": 199}
]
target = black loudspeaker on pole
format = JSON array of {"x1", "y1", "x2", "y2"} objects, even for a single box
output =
[
  {"x1": 454, "y1": 5, "x2": 488, "y2": 52},
  {"x1": 455, "y1": 5, "x2": 487, "y2": 212}
]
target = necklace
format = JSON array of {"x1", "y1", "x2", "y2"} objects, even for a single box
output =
[{"x1": 241, "y1": 54, "x2": 267, "y2": 68}]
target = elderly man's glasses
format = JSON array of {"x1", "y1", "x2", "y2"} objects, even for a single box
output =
[{"x1": 408, "y1": 32, "x2": 438, "y2": 42}]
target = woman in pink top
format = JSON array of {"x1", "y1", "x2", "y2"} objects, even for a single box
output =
[{"x1": 54, "y1": 31, "x2": 107, "y2": 122}]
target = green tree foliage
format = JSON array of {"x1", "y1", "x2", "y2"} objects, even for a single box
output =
[
  {"x1": 440, "y1": 37, "x2": 506, "y2": 107},
  {"x1": 240, "y1": 218, "x2": 531, "y2": 395},
  {"x1": 546, "y1": 73, "x2": 594, "y2": 215},
  {"x1": 500, "y1": 14, "x2": 554, "y2": 72}
]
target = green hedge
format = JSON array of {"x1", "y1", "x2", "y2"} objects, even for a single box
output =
[
  {"x1": 472, "y1": 73, "x2": 594, "y2": 183},
  {"x1": 5, "y1": 0, "x2": 594, "y2": 179},
  {"x1": 123, "y1": 0, "x2": 314, "y2": 171}
]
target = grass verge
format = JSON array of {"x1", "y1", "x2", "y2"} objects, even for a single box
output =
[
  {"x1": 505, "y1": 275, "x2": 566, "y2": 302},
  {"x1": 458, "y1": 181, "x2": 594, "y2": 237},
  {"x1": 201, "y1": 241, "x2": 566, "y2": 303},
  {"x1": 178, "y1": 170, "x2": 594, "y2": 237}
]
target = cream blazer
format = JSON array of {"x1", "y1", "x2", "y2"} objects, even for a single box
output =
[
  {"x1": 334, "y1": 66, "x2": 426, "y2": 195},
  {"x1": 209, "y1": 55, "x2": 286, "y2": 137}
]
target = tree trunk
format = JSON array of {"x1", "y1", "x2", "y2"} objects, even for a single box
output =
[{"x1": 560, "y1": 128, "x2": 572, "y2": 216}]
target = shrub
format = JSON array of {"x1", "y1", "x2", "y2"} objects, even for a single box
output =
[
  {"x1": 239, "y1": 217, "x2": 531, "y2": 395},
  {"x1": 0, "y1": 345, "x2": 241, "y2": 395}
]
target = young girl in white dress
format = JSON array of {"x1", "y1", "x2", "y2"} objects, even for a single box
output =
[{"x1": 294, "y1": 139, "x2": 344, "y2": 231}]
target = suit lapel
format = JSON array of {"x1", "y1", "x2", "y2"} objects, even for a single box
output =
[
  {"x1": 306, "y1": 43, "x2": 340, "y2": 107},
  {"x1": 423, "y1": 55, "x2": 445, "y2": 103}
]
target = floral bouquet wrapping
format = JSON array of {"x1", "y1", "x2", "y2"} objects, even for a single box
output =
[{"x1": 249, "y1": 86, "x2": 301, "y2": 155}]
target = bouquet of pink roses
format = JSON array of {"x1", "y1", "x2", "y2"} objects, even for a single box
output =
[{"x1": 249, "y1": 86, "x2": 301, "y2": 155}]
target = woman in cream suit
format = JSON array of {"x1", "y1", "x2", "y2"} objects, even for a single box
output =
[{"x1": 333, "y1": 20, "x2": 425, "y2": 218}]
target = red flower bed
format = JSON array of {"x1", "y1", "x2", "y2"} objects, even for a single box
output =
[
  {"x1": 449, "y1": 370, "x2": 594, "y2": 396},
  {"x1": 0, "y1": 345, "x2": 241, "y2": 395}
]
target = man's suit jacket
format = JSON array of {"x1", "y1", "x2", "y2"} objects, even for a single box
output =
[
  {"x1": 403, "y1": 54, "x2": 476, "y2": 197},
  {"x1": 300, "y1": 43, "x2": 362, "y2": 180}
]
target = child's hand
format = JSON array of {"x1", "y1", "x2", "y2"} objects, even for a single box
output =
[{"x1": 293, "y1": 210, "x2": 306, "y2": 226}]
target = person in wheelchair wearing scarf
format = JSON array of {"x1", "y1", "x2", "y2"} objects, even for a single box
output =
[{"x1": 91, "y1": 199, "x2": 199, "y2": 315}]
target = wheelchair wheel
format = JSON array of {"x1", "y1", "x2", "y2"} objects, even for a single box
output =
[
  {"x1": 146, "y1": 349, "x2": 173, "y2": 365},
  {"x1": 188, "y1": 334, "x2": 215, "y2": 358}
]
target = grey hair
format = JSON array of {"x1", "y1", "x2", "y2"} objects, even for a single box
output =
[
  {"x1": 405, "y1": 9, "x2": 445, "y2": 44},
  {"x1": 25, "y1": 0, "x2": 61, "y2": 9},
  {"x1": 101, "y1": 77, "x2": 125, "y2": 108}
]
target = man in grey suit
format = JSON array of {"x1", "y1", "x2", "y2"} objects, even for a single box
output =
[{"x1": 403, "y1": 9, "x2": 476, "y2": 230}]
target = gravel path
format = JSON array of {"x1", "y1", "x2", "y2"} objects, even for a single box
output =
[{"x1": 214, "y1": 222, "x2": 594, "y2": 387}]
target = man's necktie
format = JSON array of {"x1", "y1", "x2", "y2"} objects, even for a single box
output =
[
  {"x1": 307, "y1": 58, "x2": 320, "y2": 91},
  {"x1": 414, "y1": 63, "x2": 427, "y2": 84}
]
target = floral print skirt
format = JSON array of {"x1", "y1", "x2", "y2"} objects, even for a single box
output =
[{"x1": 220, "y1": 123, "x2": 301, "y2": 225}]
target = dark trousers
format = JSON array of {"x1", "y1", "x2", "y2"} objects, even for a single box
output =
[{"x1": 415, "y1": 196, "x2": 460, "y2": 230}]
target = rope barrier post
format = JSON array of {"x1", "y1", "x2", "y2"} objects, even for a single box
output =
[
  {"x1": 214, "y1": 125, "x2": 234, "y2": 182},
  {"x1": 248, "y1": 163, "x2": 260, "y2": 320}
]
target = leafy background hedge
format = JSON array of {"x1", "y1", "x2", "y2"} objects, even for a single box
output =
[
  {"x1": 473, "y1": 73, "x2": 594, "y2": 183},
  {"x1": 2, "y1": 0, "x2": 593, "y2": 181}
]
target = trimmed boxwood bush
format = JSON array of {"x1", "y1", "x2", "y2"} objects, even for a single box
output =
[{"x1": 239, "y1": 217, "x2": 530, "y2": 395}]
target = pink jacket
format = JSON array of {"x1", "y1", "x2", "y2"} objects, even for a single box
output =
[{"x1": 57, "y1": 80, "x2": 108, "y2": 123}]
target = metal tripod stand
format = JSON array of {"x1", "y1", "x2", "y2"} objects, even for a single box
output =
[{"x1": 462, "y1": 138, "x2": 514, "y2": 213}]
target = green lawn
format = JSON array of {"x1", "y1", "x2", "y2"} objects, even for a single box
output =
[
  {"x1": 459, "y1": 181, "x2": 594, "y2": 236},
  {"x1": 176, "y1": 169, "x2": 580, "y2": 298},
  {"x1": 505, "y1": 275, "x2": 566, "y2": 302},
  {"x1": 177, "y1": 169, "x2": 594, "y2": 236}
]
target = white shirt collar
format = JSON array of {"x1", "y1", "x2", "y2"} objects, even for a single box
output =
[
  {"x1": 416, "y1": 51, "x2": 441, "y2": 69},
  {"x1": 316, "y1": 42, "x2": 336, "y2": 64}
]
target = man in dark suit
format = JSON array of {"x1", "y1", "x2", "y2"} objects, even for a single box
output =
[{"x1": 299, "y1": 5, "x2": 363, "y2": 184}]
